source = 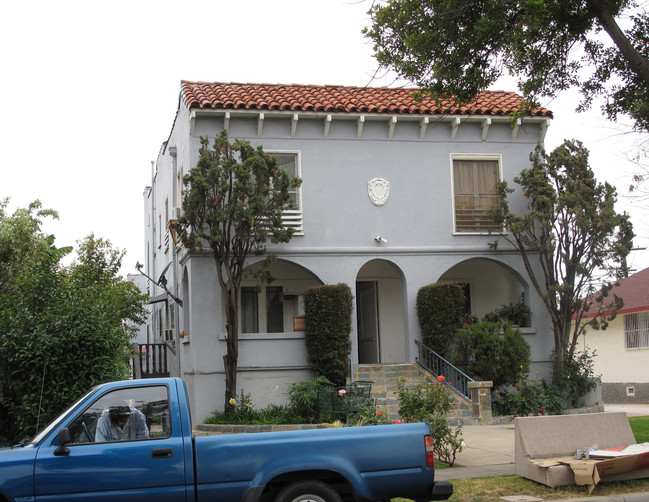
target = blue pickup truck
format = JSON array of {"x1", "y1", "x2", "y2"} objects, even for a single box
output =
[{"x1": 0, "y1": 377, "x2": 453, "y2": 501}]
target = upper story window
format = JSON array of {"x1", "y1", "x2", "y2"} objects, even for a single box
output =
[
  {"x1": 272, "y1": 152, "x2": 303, "y2": 235},
  {"x1": 452, "y1": 155, "x2": 502, "y2": 234},
  {"x1": 625, "y1": 311, "x2": 649, "y2": 349}
]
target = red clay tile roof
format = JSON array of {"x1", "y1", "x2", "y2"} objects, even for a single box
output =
[
  {"x1": 583, "y1": 267, "x2": 649, "y2": 317},
  {"x1": 181, "y1": 81, "x2": 553, "y2": 118}
]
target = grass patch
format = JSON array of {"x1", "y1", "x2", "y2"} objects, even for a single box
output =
[
  {"x1": 447, "y1": 476, "x2": 649, "y2": 501},
  {"x1": 629, "y1": 416, "x2": 649, "y2": 443}
]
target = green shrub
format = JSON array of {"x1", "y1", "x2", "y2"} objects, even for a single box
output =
[
  {"x1": 452, "y1": 321, "x2": 530, "y2": 389},
  {"x1": 555, "y1": 349, "x2": 600, "y2": 408},
  {"x1": 493, "y1": 377, "x2": 564, "y2": 417},
  {"x1": 416, "y1": 282, "x2": 465, "y2": 357},
  {"x1": 304, "y1": 284, "x2": 353, "y2": 386},
  {"x1": 397, "y1": 377, "x2": 463, "y2": 466},
  {"x1": 287, "y1": 376, "x2": 334, "y2": 423},
  {"x1": 206, "y1": 389, "x2": 305, "y2": 425},
  {"x1": 493, "y1": 351, "x2": 600, "y2": 417}
]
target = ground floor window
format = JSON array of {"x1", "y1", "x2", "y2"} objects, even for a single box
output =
[
  {"x1": 240, "y1": 285, "x2": 296, "y2": 334},
  {"x1": 625, "y1": 311, "x2": 649, "y2": 349}
]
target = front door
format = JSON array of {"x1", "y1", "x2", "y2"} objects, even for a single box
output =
[{"x1": 357, "y1": 281, "x2": 380, "y2": 364}]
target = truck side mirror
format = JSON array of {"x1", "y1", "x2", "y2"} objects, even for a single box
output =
[{"x1": 54, "y1": 428, "x2": 71, "y2": 456}]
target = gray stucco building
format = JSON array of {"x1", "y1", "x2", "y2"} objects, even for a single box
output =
[{"x1": 143, "y1": 82, "x2": 555, "y2": 423}]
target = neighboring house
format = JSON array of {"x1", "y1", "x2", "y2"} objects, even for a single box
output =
[
  {"x1": 143, "y1": 81, "x2": 555, "y2": 422},
  {"x1": 578, "y1": 267, "x2": 649, "y2": 403}
]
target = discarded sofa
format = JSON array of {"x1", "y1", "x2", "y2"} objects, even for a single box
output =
[{"x1": 515, "y1": 412, "x2": 649, "y2": 488}]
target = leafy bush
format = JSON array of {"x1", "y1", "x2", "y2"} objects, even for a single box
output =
[
  {"x1": 492, "y1": 377, "x2": 564, "y2": 417},
  {"x1": 287, "y1": 376, "x2": 335, "y2": 423},
  {"x1": 206, "y1": 390, "x2": 304, "y2": 425},
  {"x1": 416, "y1": 282, "x2": 465, "y2": 357},
  {"x1": 555, "y1": 349, "x2": 600, "y2": 408},
  {"x1": 452, "y1": 321, "x2": 530, "y2": 389},
  {"x1": 304, "y1": 284, "x2": 353, "y2": 386},
  {"x1": 493, "y1": 350, "x2": 600, "y2": 417},
  {"x1": 397, "y1": 377, "x2": 463, "y2": 466},
  {"x1": 0, "y1": 202, "x2": 147, "y2": 446}
]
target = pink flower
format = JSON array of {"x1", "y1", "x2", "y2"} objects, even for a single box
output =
[
  {"x1": 437, "y1": 375, "x2": 446, "y2": 382},
  {"x1": 338, "y1": 389, "x2": 347, "y2": 396}
]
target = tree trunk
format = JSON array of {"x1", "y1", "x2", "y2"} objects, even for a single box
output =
[
  {"x1": 222, "y1": 286, "x2": 239, "y2": 414},
  {"x1": 551, "y1": 316, "x2": 573, "y2": 385}
]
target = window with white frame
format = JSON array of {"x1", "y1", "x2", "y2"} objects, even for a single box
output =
[
  {"x1": 625, "y1": 311, "x2": 649, "y2": 349},
  {"x1": 272, "y1": 152, "x2": 302, "y2": 234},
  {"x1": 452, "y1": 156, "x2": 502, "y2": 233}
]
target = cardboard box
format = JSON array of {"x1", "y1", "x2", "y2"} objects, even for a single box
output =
[{"x1": 534, "y1": 443, "x2": 649, "y2": 493}]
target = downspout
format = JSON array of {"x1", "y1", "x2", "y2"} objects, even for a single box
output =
[
  {"x1": 150, "y1": 160, "x2": 158, "y2": 343},
  {"x1": 169, "y1": 146, "x2": 181, "y2": 378}
]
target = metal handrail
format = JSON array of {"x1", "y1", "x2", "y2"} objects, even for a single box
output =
[{"x1": 415, "y1": 340, "x2": 474, "y2": 401}]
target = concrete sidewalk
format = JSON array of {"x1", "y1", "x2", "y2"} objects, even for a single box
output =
[{"x1": 434, "y1": 404, "x2": 649, "y2": 500}]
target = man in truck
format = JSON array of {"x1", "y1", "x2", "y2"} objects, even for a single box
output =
[{"x1": 95, "y1": 404, "x2": 149, "y2": 441}]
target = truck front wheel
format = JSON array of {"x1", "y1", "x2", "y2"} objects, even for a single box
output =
[{"x1": 274, "y1": 480, "x2": 343, "y2": 502}]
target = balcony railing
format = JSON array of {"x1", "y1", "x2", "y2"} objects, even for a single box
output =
[
  {"x1": 134, "y1": 343, "x2": 170, "y2": 379},
  {"x1": 415, "y1": 340, "x2": 474, "y2": 401}
]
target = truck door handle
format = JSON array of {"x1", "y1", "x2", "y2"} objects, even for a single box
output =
[{"x1": 151, "y1": 448, "x2": 174, "y2": 459}]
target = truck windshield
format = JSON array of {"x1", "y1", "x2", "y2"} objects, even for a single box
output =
[{"x1": 30, "y1": 389, "x2": 95, "y2": 444}]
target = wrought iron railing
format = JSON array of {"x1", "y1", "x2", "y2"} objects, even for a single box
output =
[{"x1": 415, "y1": 340, "x2": 473, "y2": 401}]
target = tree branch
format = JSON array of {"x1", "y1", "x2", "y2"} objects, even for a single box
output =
[{"x1": 587, "y1": 0, "x2": 649, "y2": 85}]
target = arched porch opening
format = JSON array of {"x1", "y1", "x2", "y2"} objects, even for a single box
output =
[
  {"x1": 240, "y1": 259, "x2": 323, "y2": 335},
  {"x1": 356, "y1": 259, "x2": 407, "y2": 364},
  {"x1": 438, "y1": 258, "x2": 532, "y2": 325}
]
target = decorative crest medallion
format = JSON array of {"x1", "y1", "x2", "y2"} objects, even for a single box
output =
[{"x1": 368, "y1": 178, "x2": 390, "y2": 206}]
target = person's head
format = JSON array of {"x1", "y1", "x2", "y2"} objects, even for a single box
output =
[{"x1": 109, "y1": 405, "x2": 131, "y2": 428}]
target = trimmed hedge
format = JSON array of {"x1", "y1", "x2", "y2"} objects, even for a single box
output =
[
  {"x1": 416, "y1": 282, "x2": 465, "y2": 357},
  {"x1": 304, "y1": 283, "x2": 353, "y2": 386}
]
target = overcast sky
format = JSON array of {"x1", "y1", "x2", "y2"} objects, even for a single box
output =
[{"x1": 2, "y1": 0, "x2": 648, "y2": 277}]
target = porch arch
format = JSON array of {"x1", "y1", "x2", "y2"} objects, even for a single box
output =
[{"x1": 438, "y1": 257, "x2": 532, "y2": 322}]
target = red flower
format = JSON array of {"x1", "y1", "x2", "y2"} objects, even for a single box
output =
[
  {"x1": 393, "y1": 420, "x2": 403, "y2": 424},
  {"x1": 378, "y1": 412, "x2": 383, "y2": 416},
  {"x1": 539, "y1": 409, "x2": 545, "y2": 415},
  {"x1": 437, "y1": 375, "x2": 446, "y2": 382}
]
